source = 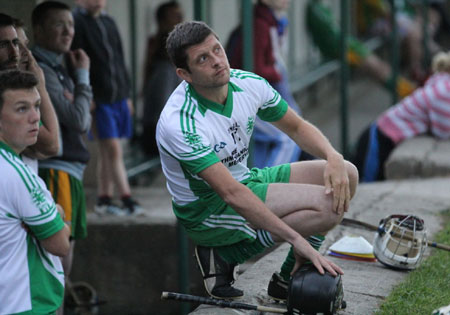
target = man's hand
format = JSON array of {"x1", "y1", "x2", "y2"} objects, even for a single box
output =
[
  {"x1": 291, "y1": 236, "x2": 344, "y2": 277},
  {"x1": 323, "y1": 153, "x2": 350, "y2": 215},
  {"x1": 56, "y1": 204, "x2": 66, "y2": 222},
  {"x1": 68, "y1": 49, "x2": 90, "y2": 70},
  {"x1": 63, "y1": 89, "x2": 74, "y2": 103},
  {"x1": 25, "y1": 48, "x2": 46, "y2": 90}
]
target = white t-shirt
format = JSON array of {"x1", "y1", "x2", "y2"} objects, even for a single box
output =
[
  {"x1": 0, "y1": 142, "x2": 65, "y2": 315},
  {"x1": 156, "y1": 69, "x2": 288, "y2": 208}
]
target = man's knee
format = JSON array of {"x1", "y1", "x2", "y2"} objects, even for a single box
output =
[
  {"x1": 320, "y1": 208, "x2": 344, "y2": 232},
  {"x1": 99, "y1": 139, "x2": 122, "y2": 160}
]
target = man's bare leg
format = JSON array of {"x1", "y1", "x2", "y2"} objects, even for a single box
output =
[
  {"x1": 265, "y1": 160, "x2": 358, "y2": 298},
  {"x1": 98, "y1": 138, "x2": 130, "y2": 197}
]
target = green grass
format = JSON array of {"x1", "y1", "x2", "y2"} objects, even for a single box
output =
[{"x1": 376, "y1": 210, "x2": 450, "y2": 315}]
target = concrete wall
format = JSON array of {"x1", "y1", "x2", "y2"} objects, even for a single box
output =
[
  {"x1": 385, "y1": 136, "x2": 450, "y2": 180},
  {"x1": 70, "y1": 220, "x2": 205, "y2": 314}
]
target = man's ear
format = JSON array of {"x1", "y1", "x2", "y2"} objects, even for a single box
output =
[{"x1": 176, "y1": 68, "x2": 191, "y2": 83}]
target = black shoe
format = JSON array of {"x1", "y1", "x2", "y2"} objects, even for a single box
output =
[
  {"x1": 267, "y1": 272, "x2": 288, "y2": 302},
  {"x1": 121, "y1": 197, "x2": 143, "y2": 216},
  {"x1": 194, "y1": 246, "x2": 244, "y2": 299}
]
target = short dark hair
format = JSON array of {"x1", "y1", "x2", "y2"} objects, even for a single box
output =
[
  {"x1": 166, "y1": 21, "x2": 218, "y2": 71},
  {"x1": 0, "y1": 70, "x2": 38, "y2": 110},
  {"x1": 0, "y1": 13, "x2": 15, "y2": 28},
  {"x1": 32, "y1": 1, "x2": 71, "y2": 27},
  {"x1": 156, "y1": 1, "x2": 179, "y2": 23},
  {"x1": 12, "y1": 17, "x2": 25, "y2": 29}
]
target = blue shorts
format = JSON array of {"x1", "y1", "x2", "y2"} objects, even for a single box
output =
[{"x1": 94, "y1": 98, "x2": 132, "y2": 139}]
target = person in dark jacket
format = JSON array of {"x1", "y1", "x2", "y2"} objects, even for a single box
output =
[
  {"x1": 71, "y1": 0, "x2": 142, "y2": 216},
  {"x1": 141, "y1": 1, "x2": 182, "y2": 158}
]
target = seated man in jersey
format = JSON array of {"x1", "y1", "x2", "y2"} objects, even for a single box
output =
[{"x1": 157, "y1": 21, "x2": 359, "y2": 300}]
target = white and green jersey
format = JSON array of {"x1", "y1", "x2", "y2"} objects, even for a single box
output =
[
  {"x1": 0, "y1": 142, "x2": 65, "y2": 315},
  {"x1": 156, "y1": 69, "x2": 288, "y2": 223}
]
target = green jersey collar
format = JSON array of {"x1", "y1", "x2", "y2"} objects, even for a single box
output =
[
  {"x1": 0, "y1": 141, "x2": 19, "y2": 158},
  {"x1": 189, "y1": 81, "x2": 243, "y2": 118}
]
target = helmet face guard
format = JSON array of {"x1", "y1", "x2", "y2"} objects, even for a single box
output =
[{"x1": 373, "y1": 215, "x2": 427, "y2": 270}]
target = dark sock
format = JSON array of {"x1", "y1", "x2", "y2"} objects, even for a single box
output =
[
  {"x1": 121, "y1": 196, "x2": 134, "y2": 206},
  {"x1": 279, "y1": 247, "x2": 295, "y2": 282},
  {"x1": 97, "y1": 195, "x2": 112, "y2": 205}
]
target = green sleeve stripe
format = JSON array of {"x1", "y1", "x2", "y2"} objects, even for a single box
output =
[
  {"x1": 264, "y1": 92, "x2": 281, "y2": 106},
  {"x1": 162, "y1": 140, "x2": 218, "y2": 176},
  {"x1": 230, "y1": 69, "x2": 264, "y2": 80},
  {"x1": 179, "y1": 92, "x2": 187, "y2": 132},
  {"x1": 0, "y1": 150, "x2": 32, "y2": 192},
  {"x1": 181, "y1": 151, "x2": 220, "y2": 174},
  {"x1": 160, "y1": 142, "x2": 213, "y2": 164},
  {"x1": 179, "y1": 145, "x2": 212, "y2": 158},
  {"x1": 6, "y1": 212, "x2": 19, "y2": 219},
  {"x1": 24, "y1": 204, "x2": 57, "y2": 222},
  {"x1": 17, "y1": 159, "x2": 39, "y2": 189},
  {"x1": 258, "y1": 98, "x2": 289, "y2": 122},
  {"x1": 182, "y1": 95, "x2": 191, "y2": 133},
  {"x1": 180, "y1": 89, "x2": 199, "y2": 140}
]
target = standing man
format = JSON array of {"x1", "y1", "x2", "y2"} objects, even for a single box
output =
[
  {"x1": 157, "y1": 21, "x2": 358, "y2": 300},
  {"x1": 31, "y1": 2, "x2": 92, "y2": 306},
  {"x1": 0, "y1": 69, "x2": 70, "y2": 315},
  {"x1": 141, "y1": 1, "x2": 183, "y2": 159},
  {"x1": 72, "y1": 0, "x2": 141, "y2": 215}
]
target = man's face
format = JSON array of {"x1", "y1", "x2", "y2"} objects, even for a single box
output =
[
  {"x1": 181, "y1": 34, "x2": 230, "y2": 90},
  {"x1": 0, "y1": 25, "x2": 20, "y2": 70},
  {"x1": 79, "y1": 0, "x2": 107, "y2": 17},
  {"x1": 0, "y1": 88, "x2": 41, "y2": 154},
  {"x1": 36, "y1": 9, "x2": 74, "y2": 54}
]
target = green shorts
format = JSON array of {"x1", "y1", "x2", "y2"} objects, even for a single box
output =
[
  {"x1": 185, "y1": 163, "x2": 291, "y2": 263},
  {"x1": 39, "y1": 168, "x2": 87, "y2": 240}
]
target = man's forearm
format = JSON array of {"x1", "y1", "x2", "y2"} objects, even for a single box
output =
[{"x1": 289, "y1": 118, "x2": 341, "y2": 161}]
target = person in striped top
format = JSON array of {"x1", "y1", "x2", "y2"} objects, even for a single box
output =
[
  {"x1": 352, "y1": 51, "x2": 450, "y2": 182},
  {"x1": 0, "y1": 70, "x2": 70, "y2": 314},
  {"x1": 157, "y1": 21, "x2": 359, "y2": 300}
]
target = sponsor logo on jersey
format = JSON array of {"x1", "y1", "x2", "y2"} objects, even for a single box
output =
[
  {"x1": 214, "y1": 142, "x2": 227, "y2": 152},
  {"x1": 228, "y1": 122, "x2": 241, "y2": 144}
]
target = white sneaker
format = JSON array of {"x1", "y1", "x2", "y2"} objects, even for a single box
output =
[
  {"x1": 122, "y1": 199, "x2": 144, "y2": 216},
  {"x1": 94, "y1": 203, "x2": 126, "y2": 216}
]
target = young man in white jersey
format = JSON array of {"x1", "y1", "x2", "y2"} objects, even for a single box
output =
[
  {"x1": 157, "y1": 21, "x2": 359, "y2": 300},
  {"x1": 0, "y1": 69, "x2": 70, "y2": 314}
]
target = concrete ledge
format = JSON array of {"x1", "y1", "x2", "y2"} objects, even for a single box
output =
[
  {"x1": 70, "y1": 215, "x2": 205, "y2": 314},
  {"x1": 385, "y1": 136, "x2": 450, "y2": 180},
  {"x1": 191, "y1": 178, "x2": 450, "y2": 314},
  {"x1": 70, "y1": 181, "x2": 206, "y2": 314}
]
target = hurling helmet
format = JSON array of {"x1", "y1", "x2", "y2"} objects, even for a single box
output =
[{"x1": 373, "y1": 214, "x2": 427, "y2": 270}]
